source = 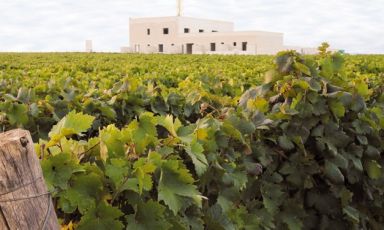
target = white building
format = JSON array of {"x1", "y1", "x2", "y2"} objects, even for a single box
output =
[{"x1": 121, "y1": 1, "x2": 319, "y2": 55}]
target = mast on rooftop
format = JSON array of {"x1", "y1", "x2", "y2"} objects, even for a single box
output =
[{"x1": 177, "y1": 0, "x2": 183, "y2": 16}]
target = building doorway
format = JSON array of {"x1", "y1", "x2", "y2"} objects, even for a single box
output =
[
  {"x1": 242, "y1": 42, "x2": 248, "y2": 51},
  {"x1": 210, "y1": 43, "x2": 216, "y2": 52},
  {"x1": 186, "y1": 43, "x2": 193, "y2": 54}
]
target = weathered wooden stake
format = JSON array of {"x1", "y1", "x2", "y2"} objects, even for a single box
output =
[{"x1": 0, "y1": 129, "x2": 59, "y2": 230}]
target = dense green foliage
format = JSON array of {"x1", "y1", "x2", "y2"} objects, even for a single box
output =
[
  {"x1": 0, "y1": 52, "x2": 384, "y2": 229},
  {"x1": 0, "y1": 53, "x2": 271, "y2": 140}
]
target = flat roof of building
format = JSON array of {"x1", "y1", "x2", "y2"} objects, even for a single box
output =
[{"x1": 129, "y1": 16, "x2": 233, "y2": 24}]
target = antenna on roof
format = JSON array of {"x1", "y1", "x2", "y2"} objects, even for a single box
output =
[{"x1": 177, "y1": 0, "x2": 183, "y2": 16}]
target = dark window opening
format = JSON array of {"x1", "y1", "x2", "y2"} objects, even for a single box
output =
[
  {"x1": 184, "y1": 28, "x2": 190, "y2": 33},
  {"x1": 233, "y1": 42, "x2": 237, "y2": 46},
  {"x1": 171, "y1": 44, "x2": 175, "y2": 46},
  {"x1": 199, "y1": 29, "x2": 204, "y2": 33},
  {"x1": 163, "y1": 28, "x2": 169, "y2": 34},
  {"x1": 242, "y1": 42, "x2": 247, "y2": 51},
  {"x1": 147, "y1": 44, "x2": 150, "y2": 46},
  {"x1": 212, "y1": 30, "x2": 218, "y2": 32},
  {"x1": 221, "y1": 42, "x2": 224, "y2": 45},
  {"x1": 147, "y1": 29, "x2": 150, "y2": 35},
  {"x1": 210, "y1": 43, "x2": 216, "y2": 51},
  {"x1": 159, "y1": 44, "x2": 164, "y2": 52}
]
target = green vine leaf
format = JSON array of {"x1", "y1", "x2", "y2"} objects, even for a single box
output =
[
  {"x1": 121, "y1": 112, "x2": 158, "y2": 154},
  {"x1": 364, "y1": 160, "x2": 382, "y2": 180},
  {"x1": 126, "y1": 200, "x2": 171, "y2": 230},
  {"x1": 185, "y1": 139, "x2": 208, "y2": 177},
  {"x1": 133, "y1": 158, "x2": 156, "y2": 194},
  {"x1": 58, "y1": 172, "x2": 104, "y2": 214},
  {"x1": 42, "y1": 152, "x2": 84, "y2": 192},
  {"x1": 158, "y1": 160, "x2": 203, "y2": 215},
  {"x1": 77, "y1": 201, "x2": 124, "y2": 230}
]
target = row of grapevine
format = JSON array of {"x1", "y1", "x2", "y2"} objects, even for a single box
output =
[{"x1": 0, "y1": 50, "x2": 384, "y2": 229}]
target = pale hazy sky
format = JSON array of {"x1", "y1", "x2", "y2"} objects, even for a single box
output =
[{"x1": 0, "y1": 0, "x2": 383, "y2": 53}]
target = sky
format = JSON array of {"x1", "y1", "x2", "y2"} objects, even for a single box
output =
[{"x1": 0, "y1": 0, "x2": 383, "y2": 53}]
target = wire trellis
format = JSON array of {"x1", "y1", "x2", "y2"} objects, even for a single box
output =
[{"x1": 0, "y1": 176, "x2": 53, "y2": 230}]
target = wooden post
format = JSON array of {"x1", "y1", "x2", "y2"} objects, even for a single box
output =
[{"x1": 0, "y1": 129, "x2": 59, "y2": 230}]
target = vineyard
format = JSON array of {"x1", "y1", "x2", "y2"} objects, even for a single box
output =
[{"x1": 0, "y1": 49, "x2": 384, "y2": 229}]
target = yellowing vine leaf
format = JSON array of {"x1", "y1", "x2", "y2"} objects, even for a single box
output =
[
  {"x1": 157, "y1": 115, "x2": 182, "y2": 137},
  {"x1": 47, "y1": 111, "x2": 95, "y2": 147}
]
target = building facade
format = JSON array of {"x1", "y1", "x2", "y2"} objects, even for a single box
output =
[{"x1": 121, "y1": 16, "x2": 316, "y2": 55}]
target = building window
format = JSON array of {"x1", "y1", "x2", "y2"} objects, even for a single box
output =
[
  {"x1": 212, "y1": 30, "x2": 218, "y2": 33},
  {"x1": 147, "y1": 29, "x2": 150, "y2": 35},
  {"x1": 242, "y1": 42, "x2": 247, "y2": 51},
  {"x1": 171, "y1": 44, "x2": 175, "y2": 46},
  {"x1": 233, "y1": 42, "x2": 237, "y2": 46},
  {"x1": 221, "y1": 42, "x2": 224, "y2": 45},
  {"x1": 210, "y1": 43, "x2": 216, "y2": 51},
  {"x1": 199, "y1": 29, "x2": 204, "y2": 33},
  {"x1": 159, "y1": 44, "x2": 164, "y2": 52},
  {"x1": 163, "y1": 28, "x2": 169, "y2": 34},
  {"x1": 184, "y1": 28, "x2": 190, "y2": 33},
  {"x1": 147, "y1": 44, "x2": 150, "y2": 46}
]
